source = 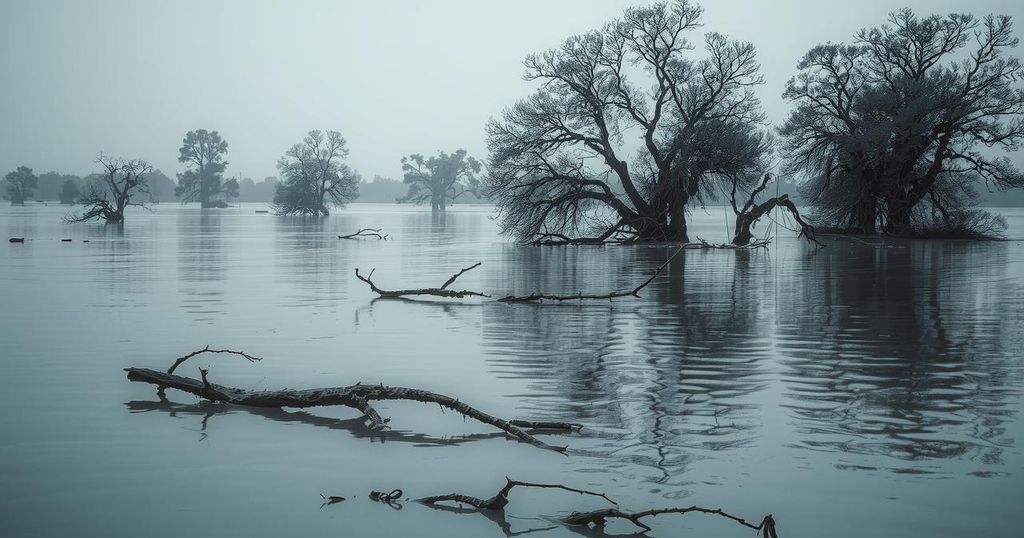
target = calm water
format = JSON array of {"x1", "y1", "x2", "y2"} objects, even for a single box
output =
[{"x1": 1, "y1": 203, "x2": 1023, "y2": 538}]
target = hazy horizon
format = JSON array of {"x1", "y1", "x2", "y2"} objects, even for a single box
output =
[{"x1": 3, "y1": 0, "x2": 1023, "y2": 183}]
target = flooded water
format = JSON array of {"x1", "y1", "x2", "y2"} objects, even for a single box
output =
[{"x1": 1, "y1": 203, "x2": 1022, "y2": 538}]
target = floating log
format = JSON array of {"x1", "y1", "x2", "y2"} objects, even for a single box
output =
[{"x1": 9, "y1": 237, "x2": 24, "y2": 243}]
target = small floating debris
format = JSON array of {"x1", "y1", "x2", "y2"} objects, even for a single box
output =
[
  {"x1": 255, "y1": 210, "x2": 269, "y2": 214},
  {"x1": 82, "y1": 240, "x2": 90, "y2": 243},
  {"x1": 61, "y1": 238, "x2": 73, "y2": 242},
  {"x1": 9, "y1": 237, "x2": 25, "y2": 243}
]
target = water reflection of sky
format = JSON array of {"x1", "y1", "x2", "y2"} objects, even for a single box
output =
[{"x1": 1, "y1": 203, "x2": 1022, "y2": 538}]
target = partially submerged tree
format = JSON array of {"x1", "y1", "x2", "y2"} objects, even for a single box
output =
[
  {"x1": 176, "y1": 129, "x2": 237, "y2": 208},
  {"x1": 779, "y1": 9, "x2": 1024, "y2": 236},
  {"x1": 272, "y1": 130, "x2": 359, "y2": 216},
  {"x1": 58, "y1": 179, "x2": 80, "y2": 205},
  {"x1": 730, "y1": 173, "x2": 821, "y2": 246},
  {"x1": 485, "y1": 0, "x2": 790, "y2": 243},
  {"x1": 3, "y1": 166, "x2": 38, "y2": 205},
  {"x1": 398, "y1": 149, "x2": 482, "y2": 211},
  {"x1": 65, "y1": 155, "x2": 151, "y2": 224}
]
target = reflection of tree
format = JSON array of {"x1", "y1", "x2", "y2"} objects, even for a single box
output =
[
  {"x1": 177, "y1": 211, "x2": 225, "y2": 319},
  {"x1": 273, "y1": 217, "x2": 349, "y2": 306},
  {"x1": 481, "y1": 247, "x2": 772, "y2": 483},
  {"x1": 777, "y1": 241, "x2": 1021, "y2": 466}
]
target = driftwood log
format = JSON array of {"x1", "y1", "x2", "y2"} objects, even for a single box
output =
[{"x1": 126, "y1": 348, "x2": 575, "y2": 452}]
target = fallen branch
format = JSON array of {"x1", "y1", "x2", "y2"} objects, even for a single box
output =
[
  {"x1": 166, "y1": 345, "x2": 262, "y2": 375},
  {"x1": 125, "y1": 351, "x2": 566, "y2": 452},
  {"x1": 320, "y1": 494, "x2": 346, "y2": 509},
  {"x1": 339, "y1": 228, "x2": 388, "y2": 240},
  {"x1": 496, "y1": 247, "x2": 682, "y2": 303},
  {"x1": 681, "y1": 237, "x2": 773, "y2": 250},
  {"x1": 419, "y1": 477, "x2": 616, "y2": 511},
  {"x1": 564, "y1": 507, "x2": 778, "y2": 536},
  {"x1": 355, "y1": 263, "x2": 489, "y2": 299}
]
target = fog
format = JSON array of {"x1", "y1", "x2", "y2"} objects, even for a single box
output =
[{"x1": 2, "y1": 0, "x2": 1023, "y2": 181}]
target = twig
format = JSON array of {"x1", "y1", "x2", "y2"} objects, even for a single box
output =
[
  {"x1": 320, "y1": 494, "x2": 346, "y2": 509},
  {"x1": 355, "y1": 264, "x2": 489, "y2": 299},
  {"x1": 497, "y1": 246, "x2": 682, "y2": 303},
  {"x1": 564, "y1": 507, "x2": 778, "y2": 536},
  {"x1": 419, "y1": 477, "x2": 617, "y2": 511},
  {"x1": 166, "y1": 346, "x2": 263, "y2": 375},
  {"x1": 339, "y1": 228, "x2": 388, "y2": 240}
]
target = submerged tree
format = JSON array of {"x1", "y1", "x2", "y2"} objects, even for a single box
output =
[
  {"x1": 485, "y1": 0, "x2": 792, "y2": 243},
  {"x1": 3, "y1": 166, "x2": 38, "y2": 205},
  {"x1": 176, "y1": 129, "x2": 236, "y2": 208},
  {"x1": 780, "y1": 9, "x2": 1024, "y2": 236},
  {"x1": 65, "y1": 155, "x2": 151, "y2": 224},
  {"x1": 58, "y1": 179, "x2": 80, "y2": 205},
  {"x1": 273, "y1": 130, "x2": 359, "y2": 216},
  {"x1": 397, "y1": 149, "x2": 482, "y2": 211}
]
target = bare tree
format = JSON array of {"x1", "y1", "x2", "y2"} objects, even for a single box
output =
[
  {"x1": 780, "y1": 9, "x2": 1024, "y2": 236},
  {"x1": 272, "y1": 130, "x2": 359, "y2": 216},
  {"x1": 729, "y1": 173, "x2": 821, "y2": 246},
  {"x1": 486, "y1": 0, "x2": 773, "y2": 243},
  {"x1": 397, "y1": 149, "x2": 482, "y2": 211},
  {"x1": 65, "y1": 155, "x2": 151, "y2": 224},
  {"x1": 3, "y1": 166, "x2": 38, "y2": 205}
]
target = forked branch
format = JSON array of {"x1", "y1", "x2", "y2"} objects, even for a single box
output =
[
  {"x1": 564, "y1": 507, "x2": 778, "y2": 536},
  {"x1": 339, "y1": 228, "x2": 388, "y2": 240},
  {"x1": 126, "y1": 351, "x2": 569, "y2": 452},
  {"x1": 496, "y1": 247, "x2": 682, "y2": 303},
  {"x1": 355, "y1": 263, "x2": 489, "y2": 299},
  {"x1": 419, "y1": 477, "x2": 616, "y2": 511}
]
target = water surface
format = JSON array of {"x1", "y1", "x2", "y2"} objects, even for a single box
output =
[{"x1": 1, "y1": 203, "x2": 1022, "y2": 537}]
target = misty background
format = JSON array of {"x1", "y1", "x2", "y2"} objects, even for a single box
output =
[{"x1": 3, "y1": 0, "x2": 1024, "y2": 202}]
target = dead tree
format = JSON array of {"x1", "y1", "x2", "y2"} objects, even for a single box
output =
[
  {"x1": 730, "y1": 173, "x2": 821, "y2": 247},
  {"x1": 564, "y1": 507, "x2": 778, "y2": 536},
  {"x1": 65, "y1": 155, "x2": 152, "y2": 224},
  {"x1": 125, "y1": 348, "x2": 575, "y2": 451},
  {"x1": 339, "y1": 228, "x2": 388, "y2": 240},
  {"x1": 419, "y1": 477, "x2": 616, "y2": 511},
  {"x1": 355, "y1": 263, "x2": 489, "y2": 299}
]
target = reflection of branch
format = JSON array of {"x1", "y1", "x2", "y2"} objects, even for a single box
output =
[
  {"x1": 125, "y1": 351, "x2": 567, "y2": 452},
  {"x1": 419, "y1": 477, "x2": 616, "y2": 510},
  {"x1": 339, "y1": 228, "x2": 388, "y2": 240},
  {"x1": 565, "y1": 507, "x2": 777, "y2": 536},
  {"x1": 497, "y1": 247, "x2": 682, "y2": 303},
  {"x1": 355, "y1": 263, "x2": 489, "y2": 299}
]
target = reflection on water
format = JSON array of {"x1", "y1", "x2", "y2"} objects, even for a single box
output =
[{"x1": 1, "y1": 203, "x2": 1023, "y2": 538}]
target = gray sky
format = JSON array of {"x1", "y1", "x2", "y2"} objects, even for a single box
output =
[{"x1": 2, "y1": 0, "x2": 1023, "y2": 181}]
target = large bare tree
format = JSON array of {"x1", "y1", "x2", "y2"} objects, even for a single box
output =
[
  {"x1": 398, "y1": 149, "x2": 482, "y2": 211},
  {"x1": 780, "y1": 9, "x2": 1024, "y2": 236},
  {"x1": 485, "y1": 0, "x2": 775, "y2": 243},
  {"x1": 272, "y1": 130, "x2": 359, "y2": 216},
  {"x1": 65, "y1": 155, "x2": 151, "y2": 224}
]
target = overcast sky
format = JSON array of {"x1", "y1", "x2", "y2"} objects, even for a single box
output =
[{"x1": 2, "y1": 0, "x2": 1022, "y2": 182}]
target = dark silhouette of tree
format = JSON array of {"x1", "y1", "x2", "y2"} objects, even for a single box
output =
[
  {"x1": 485, "y1": 0, "x2": 775, "y2": 243},
  {"x1": 272, "y1": 130, "x2": 359, "y2": 216},
  {"x1": 65, "y1": 155, "x2": 151, "y2": 224},
  {"x1": 176, "y1": 129, "x2": 236, "y2": 208},
  {"x1": 58, "y1": 179, "x2": 80, "y2": 205},
  {"x1": 398, "y1": 149, "x2": 482, "y2": 211},
  {"x1": 3, "y1": 166, "x2": 38, "y2": 205},
  {"x1": 779, "y1": 9, "x2": 1024, "y2": 236}
]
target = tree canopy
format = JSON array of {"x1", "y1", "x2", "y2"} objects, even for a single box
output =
[
  {"x1": 779, "y1": 9, "x2": 1024, "y2": 236},
  {"x1": 272, "y1": 130, "x2": 359, "y2": 216},
  {"x1": 176, "y1": 129, "x2": 236, "y2": 207},
  {"x1": 485, "y1": 0, "x2": 772, "y2": 242},
  {"x1": 398, "y1": 149, "x2": 481, "y2": 211},
  {"x1": 4, "y1": 166, "x2": 38, "y2": 205}
]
